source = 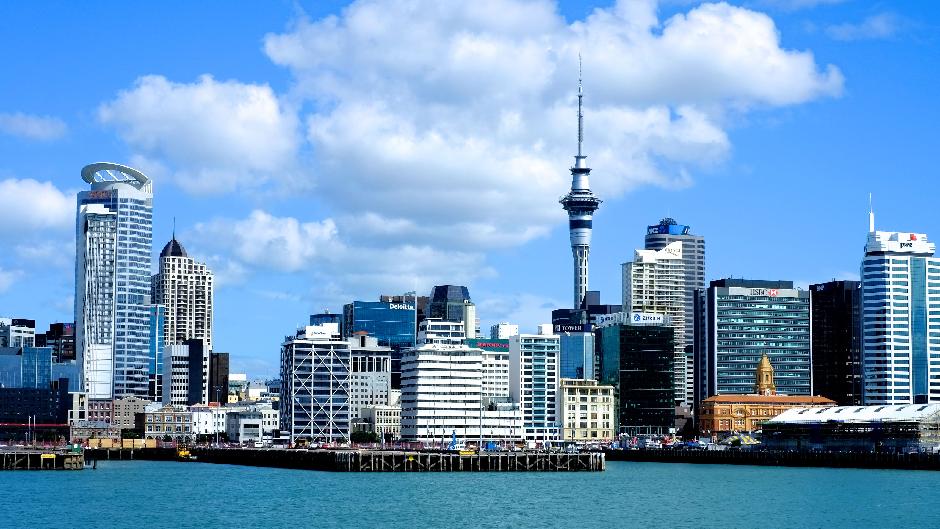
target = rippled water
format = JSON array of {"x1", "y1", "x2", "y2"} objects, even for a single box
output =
[{"x1": 3, "y1": 460, "x2": 939, "y2": 528}]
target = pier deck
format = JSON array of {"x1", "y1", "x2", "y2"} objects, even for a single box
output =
[
  {"x1": 193, "y1": 448, "x2": 606, "y2": 472},
  {"x1": 0, "y1": 450, "x2": 84, "y2": 470}
]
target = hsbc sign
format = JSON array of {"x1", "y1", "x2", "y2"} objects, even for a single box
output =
[{"x1": 749, "y1": 288, "x2": 779, "y2": 297}]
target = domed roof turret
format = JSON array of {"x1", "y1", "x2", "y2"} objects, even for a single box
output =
[{"x1": 160, "y1": 236, "x2": 187, "y2": 258}]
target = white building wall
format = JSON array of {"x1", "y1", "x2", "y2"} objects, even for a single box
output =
[
  {"x1": 510, "y1": 334, "x2": 561, "y2": 442},
  {"x1": 400, "y1": 345, "x2": 522, "y2": 443}
]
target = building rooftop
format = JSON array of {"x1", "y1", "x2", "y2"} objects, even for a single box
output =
[
  {"x1": 703, "y1": 394, "x2": 835, "y2": 405},
  {"x1": 768, "y1": 404, "x2": 940, "y2": 424},
  {"x1": 159, "y1": 236, "x2": 188, "y2": 258}
]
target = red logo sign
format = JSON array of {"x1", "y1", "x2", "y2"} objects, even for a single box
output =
[
  {"x1": 911, "y1": 234, "x2": 918, "y2": 241},
  {"x1": 768, "y1": 289, "x2": 779, "y2": 297}
]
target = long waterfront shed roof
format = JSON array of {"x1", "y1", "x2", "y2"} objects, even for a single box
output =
[{"x1": 768, "y1": 404, "x2": 940, "y2": 424}]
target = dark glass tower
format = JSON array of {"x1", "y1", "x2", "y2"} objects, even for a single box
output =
[
  {"x1": 598, "y1": 323, "x2": 675, "y2": 434},
  {"x1": 810, "y1": 280, "x2": 861, "y2": 405}
]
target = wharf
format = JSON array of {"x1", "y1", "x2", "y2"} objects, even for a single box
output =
[
  {"x1": 87, "y1": 447, "x2": 605, "y2": 472},
  {"x1": 605, "y1": 448, "x2": 940, "y2": 471},
  {"x1": 0, "y1": 450, "x2": 84, "y2": 470},
  {"x1": 193, "y1": 448, "x2": 606, "y2": 472}
]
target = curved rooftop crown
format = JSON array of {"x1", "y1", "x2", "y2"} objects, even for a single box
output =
[
  {"x1": 81, "y1": 162, "x2": 151, "y2": 190},
  {"x1": 160, "y1": 237, "x2": 187, "y2": 258}
]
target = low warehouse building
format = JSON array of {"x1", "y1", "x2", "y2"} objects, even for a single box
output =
[{"x1": 763, "y1": 404, "x2": 940, "y2": 452}]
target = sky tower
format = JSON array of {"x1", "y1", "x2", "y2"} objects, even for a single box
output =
[{"x1": 560, "y1": 59, "x2": 602, "y2": 309}]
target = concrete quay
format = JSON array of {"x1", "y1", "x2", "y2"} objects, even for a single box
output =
[{"x1": 605, "y1": 448, "x2": 940, "y2": 471}]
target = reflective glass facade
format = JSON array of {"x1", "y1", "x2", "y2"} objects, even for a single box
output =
[
  {"x1": 76, "y1": 177, "x2": 153, "y2": 399},
  {"x1": 21, "y1": 347, "x2": 52, "y2": 389},
  {"x1": 861, "y1": 230, "x2": 940, "y2": 404},
  {"x1": 343, "y1": 301, "x2": 416, "y2": 388},
  {"x1": 703, "y1": 279, "x2": 811, "y2": 398},
  {"x1": 559, "y1": 332, "x2": 594, "y2": 380},
  {"x1": 598, "y1": 324, "x2": 674, "y2": 433},
  {"x1": 149, "y1": 305, "x2": 165, "y2": 401}
]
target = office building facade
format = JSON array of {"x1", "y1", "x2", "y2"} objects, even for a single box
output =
[
  {"x1": 0, "y1": 318, "x2": 36, "y2": 348},
  {"x1": 510, "y1": 331, "x2": 561, "y2": 442},
  {"x1": 35, "y1": 322, "x2": 76, "y2": 363},
  {"x1": 696, "y1": 279, "x2": 812, "y2": 408},
  {"x1": 343, "y1": 300, "x2": 416, "y2": 388},
  {"x1": 209, "y1": 352, "x2": 229, "y2": 405},
  {"x1": 644, "y1": 218, "x2": 705, "y2": 409},
  {"x1": 861, "y1": 226, "x2": 940, "y2": 404},
  {"x1": 400, "y1": 344, "x2": 521, "y2": 444},
  {"x1": 810, "y1": 280, "x2": 862, "y2": 405},
  {"x1": 148, "y1": 305, "x2": 165, "y2": 401},
  {"x1": 623, "y1": 241, "x2": 688, "y2": 406},
  {"x1": 75, "y1": 162, "x2": 153, "y2": 399},
  {"x1": 557, "y1": 378, "x2": 615, "y2": 442},
  {"x1": 151, "y1": 235, "x2": 214, "y2": 350},
  {"x1": 598, "y1": 322, "x2": 675, "y2": 434},
  {"x1": 490, "y1": 323, "x2": 519, "y2": 340},
  {"x1": 348, "y1": 334, "x2": 393, "y2": 420},
  {"x1": 280, "y1": 323, "x2": 351, "y2": 442}
]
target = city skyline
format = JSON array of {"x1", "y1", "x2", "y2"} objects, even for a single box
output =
[{"x1": 2, "y1": 1, "x2": 939, "y2": 377}]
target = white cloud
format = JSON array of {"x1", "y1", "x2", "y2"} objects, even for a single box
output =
[
  {"x1": 0, "y1": 267, "x2": 23, "y2": 293},
  {"x1": 259, "y1": 0, "x2": 841, "y2": 250},
  {"x1": 190, "y1": 210, "x2": 338, "y2": 272},
  {"x1": 97, "y1": 1, "x2": 845, "y2": 305},
  {"x1": 826, "y1": 13, "x2": 901, "y2": 41},
  {"x1": 0, "y1": 178, "x2": 73, "y2": 233},
  {"x1": 186, "y1": 210, "x2": 495, "y2": 304},
  {"x1": 0, "y1": 112, "x2": 67, "y2": 140},
  {"x1": 99, "y1": 75, "x2": 300, "y2": 194}
]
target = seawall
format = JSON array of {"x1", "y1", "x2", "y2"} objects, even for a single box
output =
[{"x1": 604, "y1": 448, "x2": 940, "y2": 471}]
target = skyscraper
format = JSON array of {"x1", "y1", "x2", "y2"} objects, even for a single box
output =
[
  {"x1": 597, "y1": 320, "x2": 675, "y2": 435},
  {"x1": 622, "y1": 241, "x2": 687, "y2": 406},
  {"x1": 151, "y1": 235, "x2": 214, "y2": 350},
  {"x1": 428, "y1": 285, "x2": 477, "y2": 338},
  {"x1": 643, "y1": 218, "x2": 705, "y2": 408},
  {"x1": 861, "y1": 214, "x2": 940, "y2": 404},
  {"x1": 810, "y1": 280, "x2": 862, "y2": 405},
  {"x1": 695, "y1": 279, "x2": 812, "y2": 409},
  {"x1": 75, "y1": 162, "x2": 153, "y2": 399},
  {"x1": 560, "y1": 65, "x2": 601, "y2": 310}
]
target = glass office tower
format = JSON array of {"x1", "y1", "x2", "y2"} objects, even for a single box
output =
[
  {"x1": 75, "y1": 163, "x2": 153, "y2": 399},
  {"x1": 343, "y1": 300, "x2": 416, "y2": 388},
  {"x1": 861, "y1": 228, "x2": 940, "y2": 404},
  {"x1": 697, "y1": 279, "x2": 811, "y2": 400}
]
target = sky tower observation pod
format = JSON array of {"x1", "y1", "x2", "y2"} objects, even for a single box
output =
[{"x1": 81, "y1": 162, "x2": 152, "y2": 193}]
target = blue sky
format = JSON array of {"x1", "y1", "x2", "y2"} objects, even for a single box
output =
[{"x1": 1, "y1": 0, "x2": 938, "y2": 377}]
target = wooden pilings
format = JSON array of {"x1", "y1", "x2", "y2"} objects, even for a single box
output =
[
  {"x1": 190, "y1": 448, "x2": 605, "y2": 472},
  {"x1": 0, "y1": 451, "x2": 84, "y2": 470}
]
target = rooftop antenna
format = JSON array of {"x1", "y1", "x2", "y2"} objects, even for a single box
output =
[
  {"x1": 868, "y1": 193, "x2": 874, "y2": 233},
  {"x1": 172, "y1": 217, "x2": 176, "y2": 240},
  {"x1": 577, "y1": 53, "x2": 584, "y2": 158}
]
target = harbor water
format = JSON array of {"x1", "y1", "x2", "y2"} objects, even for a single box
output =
[{"x1": 3, "y1": 460, "x2": 939, "y2": 528}]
